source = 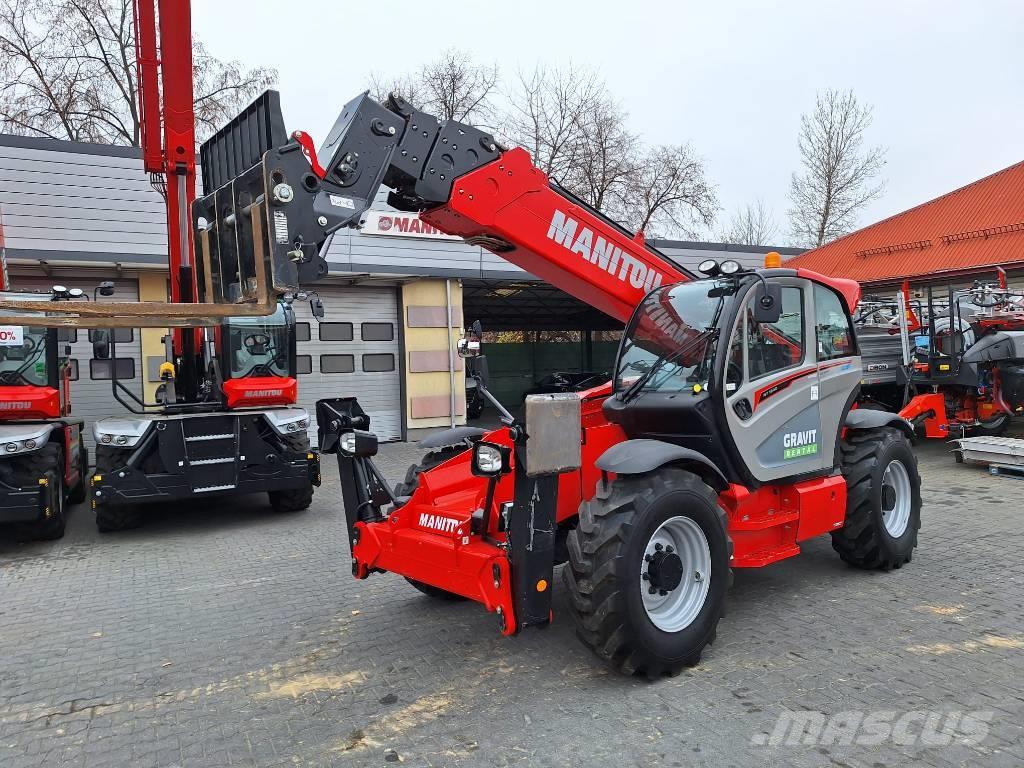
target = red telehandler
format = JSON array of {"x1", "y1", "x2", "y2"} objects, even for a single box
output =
[
  {"x1": 0, "y1": 255, "x2": 91, "y2": 540},
  {"x1": 196, "y1": 91, "x2": 924, "y2": 677},
  {"x1": 84, "y1": 1, "x2": 329, "y2": 530}
]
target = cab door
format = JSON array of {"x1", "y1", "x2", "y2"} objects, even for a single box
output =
[
  {"x1": 812, "y1": 284, "x2": 862, "y2": 467},
  {"x1": 723, "y1": 278, "x2": 829, "y2": 482}
]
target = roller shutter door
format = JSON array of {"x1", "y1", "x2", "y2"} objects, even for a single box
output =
[
  {"x1": 10, "y1": 276, "x2": 143, "y2": 452},
  {"x1": 291, "y1": 285, "x2": 402, "y2": 442}
]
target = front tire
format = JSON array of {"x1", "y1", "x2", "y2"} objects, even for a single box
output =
[
  {"x1": 94, "y1": 446, "x2": 142, "y2": 532},
  {"x1": 34, "y1": 446, "x2": 67, "y2": 541},
  {"x1": 832, "y1": 427, "x2": 921, "y2": 569},
  {"x1": 563, "y1": 467, "x2": 731, "y2": 678},
  {"x1": 268, "y1": 485, "x2": 313, "y2": 513},
  {"x1": 393, "y1": 445, "x2": 467, "y2": 497}
]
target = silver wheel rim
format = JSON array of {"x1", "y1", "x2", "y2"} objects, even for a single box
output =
[
  {"x1": 881, "y1": 459, "x2": 912, "y2": 537},
  {"x1": 641, "y1": 516, "x2": 711, "y2": 632}
]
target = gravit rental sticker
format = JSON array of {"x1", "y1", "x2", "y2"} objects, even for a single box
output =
[{"x1": 783, "y1": 429, "x2": 818, "y2": 460}]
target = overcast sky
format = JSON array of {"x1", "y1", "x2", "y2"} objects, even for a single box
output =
[{"x1": 194, "y1": 0, "x2": 1023, "y2": 246}]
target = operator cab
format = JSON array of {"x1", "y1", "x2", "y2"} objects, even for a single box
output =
[
  {"x1": 604, "y1": 261, "x2": 862, "y2": 488},
  {"x1": 0, "y1": 291, "x2": 79, "y2": 421},
  {"x1": 219, "y1": 303, "x2": 299, "y2": 409}
]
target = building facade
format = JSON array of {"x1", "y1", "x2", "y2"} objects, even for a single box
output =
[{"x1": 0, "y1": 134, "x2": 799, "y2": 442}]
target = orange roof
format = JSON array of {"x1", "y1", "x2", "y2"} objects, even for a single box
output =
[{"x1": 785, "y1": 160, "x2": 1024, "y2": 285}]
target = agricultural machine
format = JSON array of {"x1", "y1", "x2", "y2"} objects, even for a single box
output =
[
  {"x1": 198, "y1": 90, "x2": 923, "y2": 676},
  {"x1": 856, "y1": 276, "x2": 1024, "y2": 438},
  {"x1": 0, "y1": 266, "x2": 90, "y2": 540}
]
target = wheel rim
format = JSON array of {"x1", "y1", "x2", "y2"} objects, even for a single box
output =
[
  {"x1": 641, "y1": 516, "x2": 711, "y2": 633},
  {"x1": 881, "y1": 459, "x2": 912, "y2": 537}
]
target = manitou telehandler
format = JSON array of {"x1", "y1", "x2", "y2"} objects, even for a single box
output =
[
  {"x1": 0, "y1": 262, "x2": 90, "y2": 540},
  {"x1": 82, "y1": 3, "x2": 328, "y2": 531},
  {"x1": 196, "y1": 91, "x2": 923, "y2": 677}
]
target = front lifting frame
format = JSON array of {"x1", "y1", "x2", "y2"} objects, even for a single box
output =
[{"x1": 317, "y1": 394, "x2": 581, "y2": 635}]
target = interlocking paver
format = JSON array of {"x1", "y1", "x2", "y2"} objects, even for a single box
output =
[{"x1": 1, "y1": 439, "x2": 1022, "y2": 767}]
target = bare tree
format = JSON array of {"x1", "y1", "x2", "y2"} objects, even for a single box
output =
[
  {"x1": 0, "y1": 0, "x2": 276, "y2": 145},
  {"x1": 503, "y1": 65, "x2": 598, "y2": 180},
  {"x1": 626, "y1": 144, "x2": 718, "y2": 238},
  {"x1": 788, "y1": 89, "x2": 886, "y2": 247},
  {"x1": 372, "y1": 55, "x2": 719, "y2": 239},
  {"x1": 370, "y1": 48, "x2": 497, "y2": 125},
  {"x1": 719, "y1": 200, "x2": 778, "y2": 245}
]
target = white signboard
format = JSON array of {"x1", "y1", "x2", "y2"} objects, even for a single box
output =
[
  {"x1": 361, "y1": 211, "x2": 461, "y2": 241},
  {"x1": 0, "y1": 325, "x2": 24, "y2": 346}
]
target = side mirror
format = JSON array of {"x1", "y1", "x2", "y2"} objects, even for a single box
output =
[
  {"x1": 471, "y1": 441, "x2": 511, "y2": 478},
  {"x1": 310, "y1": 297, "x2": 325, "y2": 320},
  {"x1": 91, "y1": 329, "x2": 111, "y2": 360},
  {"x1": 753, "y1": 283, "x2": 783, "y2": 325},
  {"x1": 458, "y1": 319, "x2": 484, "y2": 358}
]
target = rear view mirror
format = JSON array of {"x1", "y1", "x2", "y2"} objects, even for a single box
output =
[
  {"x1": 310, "y1": 297, "x2": 325, "y2": 320},
  {"x1": 92, "y1": 329, "x2": 111, "y2": 360},
  {"x1": 753, "y1": 283, "x2": 783, "y2": 324}
]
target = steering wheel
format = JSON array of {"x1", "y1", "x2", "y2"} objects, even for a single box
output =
[{"x1": 243, "y1": 333, "x2": 270, "y2": 351}]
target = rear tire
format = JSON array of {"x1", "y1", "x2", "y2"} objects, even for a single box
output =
[
  {"x1": 832, "y1": 427, "x2": 921, "y2": 569},
  {"x1": 268, "y1": 485, "x2": 313, "y2": 513},
  {"x1": 94, "y1": 446, "x2": 142, "y2": 532},
  {"x1": 405, "y1": 578, "x2": 467, "y2": 601},
  {"x1": 563, "y1": 467, "x2": 731, "y2": 678},
  {"x1": 68, "y1": 446, "x2": 88, "y2": 505}
]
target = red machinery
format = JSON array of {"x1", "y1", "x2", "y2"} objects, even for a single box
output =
[
  {"x1": 203, "y1": 92, "x2": 922, "y2": 677},
  {"x1": 85, "y1": 2, "x2": 325, "y2": 531},
  {"x1": 0, "y1": 258, "x2": 89, "y2": 540}
]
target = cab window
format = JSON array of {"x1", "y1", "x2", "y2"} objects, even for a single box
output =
[
  {"x1": 814, "y1": 285, "x2": 855, "y2": 361},
  {"x1": 746, "y1": 286, "x2": 804, "y2": 380}
]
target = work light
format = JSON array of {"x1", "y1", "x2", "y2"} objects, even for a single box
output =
[
  {"x1": 472, "y1": 441, "x2": 511, "y2": 477},
  {"x1": 697, "y1": 259, "x2": 720, "y2": 276},
  {"x1": 720, "y1": 260, "x2": 742, "y2": 275}
]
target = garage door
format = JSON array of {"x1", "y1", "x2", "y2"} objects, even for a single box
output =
[
  {"x1": 10, "y1": 276, "x2": 143, "y2": 452},
  {"x1": 291, "y1": 285, "x2": 403, "y2": 442}
]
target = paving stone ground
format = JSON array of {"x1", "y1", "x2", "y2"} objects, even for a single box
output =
[{"x1": 1, "y1": 439, "x2": 1022, "y2": 768}]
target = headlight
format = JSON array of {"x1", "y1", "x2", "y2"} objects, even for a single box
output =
[
  {"x1": 4, "y1": 442, "x2": 17, "y2": 453},
  {"x1": 115, "y1": 435, "x2": 128, "y2": 445},
  {"x1": 100, "y1": 434, "x2": 113, "y2": 444},
  {"x1": 338, "y1": 430, "x2": 378, "y2": 457},
  {"x1": 471, "y1": 441, "x2": 510, "y2": 477},
  {"x1": 24, "y1": 439, "x2": 36, "y2": 450},
  {"x1": 720, "y1": 259, "x2": 742, "y2": 275},
  {"x1": 299, "y1": 418, "x2": 310, "y2": 429},
  {"x1": 697, "y1": 259, "x2": 719, "y2": 276},
  {"x1": 287, "y1": 421, "x2": 299, "y2": 432}
]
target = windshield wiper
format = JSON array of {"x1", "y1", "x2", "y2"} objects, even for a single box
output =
[{"x1": 618, "y1": 329, "x2": 717, "y2": 404}]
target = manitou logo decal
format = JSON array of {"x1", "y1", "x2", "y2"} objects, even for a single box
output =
[
  {"x1": 418, "y1": 513, "x2": 461, "y2": 534},
  {"x1": 363, "y1": 211, "x2": 460, "y2": 241},
  {"x1": 244, "y1": 389, "x2": 283, "y2": 398},
  {"x1": 546, "y1": 210, "x2": 664, "y2": 293},
  {"x1": 0, "y1": 401, "x2": 32, "y2": 410},
  {"x1": 783, "y1": 429, "x2": 818, "y2": 459}
]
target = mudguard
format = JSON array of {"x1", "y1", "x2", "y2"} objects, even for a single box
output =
[
  {"x1": 846, "y1": 408, "x2": 914, "y2": 438},
  {"x1": 595, "y1": 438, "x2": 729, "y2": 491},
  {"x1": 418, "y1": 426, "x2": 487, "y2": 450}
]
